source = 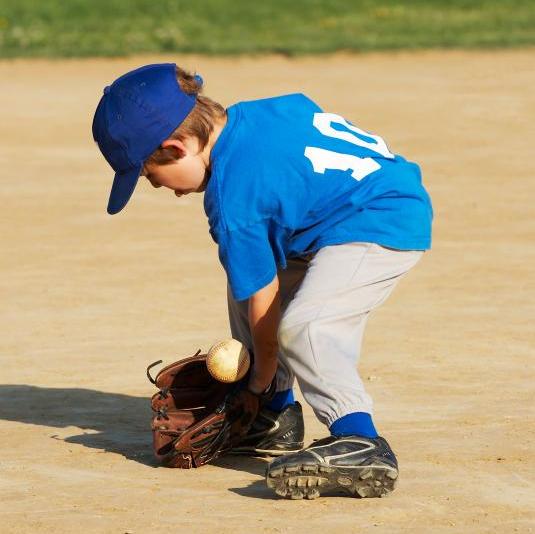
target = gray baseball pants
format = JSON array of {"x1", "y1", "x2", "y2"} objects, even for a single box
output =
[{"x1": 227, "y1": 242, "x2": 423, "y2": 428}]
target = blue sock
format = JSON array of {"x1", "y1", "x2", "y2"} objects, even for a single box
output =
[
  {"x1": 329, "y1": 412, "x2": 378, "y2": 438},
  {"x1": 265, "y1": 389, "x2": 295, "y2": 412}
]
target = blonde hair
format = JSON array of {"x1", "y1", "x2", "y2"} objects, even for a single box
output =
[{"x1": 144, "y1": 67, "x2": 225, "y2": 166}]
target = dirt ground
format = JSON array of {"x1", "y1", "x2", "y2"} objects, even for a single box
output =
[{"x1": 1, "y1": 49, "x2": 534, "y2": 533}]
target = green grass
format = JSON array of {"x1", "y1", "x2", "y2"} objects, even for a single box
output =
[{"x1": 0, "y1": 0, "x2": 534, "y2": 58}]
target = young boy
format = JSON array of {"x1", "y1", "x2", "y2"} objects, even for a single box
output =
[{"x1": 93, "y1": 63, "x2": 432, "y2": 499}]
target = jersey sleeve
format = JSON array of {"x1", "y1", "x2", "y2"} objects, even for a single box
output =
[{"x1": 216, "y1": 221, "x2": 280, "y2": 301}]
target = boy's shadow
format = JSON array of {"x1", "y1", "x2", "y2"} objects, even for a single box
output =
[
  {"x1": 212, "y1": 455, "x2": 275, "y2": 499},
  {"x1": 0, "y1": 384, "x2": 156, "y2": 465},
  {"x1": 0, "y1": 384, "x2": 273, "y2": 477}
]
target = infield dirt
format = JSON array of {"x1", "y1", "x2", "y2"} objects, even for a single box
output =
[{"x1": 1, "y1": 50, "x2": 534, "y2": 533}]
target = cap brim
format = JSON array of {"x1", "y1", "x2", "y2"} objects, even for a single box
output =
[{"x1": 107, "y1": 164, "x2": 143, "y2": 215}]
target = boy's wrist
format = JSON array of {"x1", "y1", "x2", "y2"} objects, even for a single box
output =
[
  {"x1": 248, "y1": 374, "x2": 273, "y2": 395},
  {"x1": 248, "y1": 374, "x2": 277, "y2": 402}
]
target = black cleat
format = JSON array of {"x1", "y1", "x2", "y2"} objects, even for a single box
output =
[
  {"x1": 266, "y1": 435, "x2": 398, "y2": 499},
  {"x1": 231, "y1": 402, "x2": 305, "y2": 456}
]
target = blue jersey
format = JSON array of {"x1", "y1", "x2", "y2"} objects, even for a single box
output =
[{"x1": 204, "y1": 94, "x2": 433, "y2": 301}]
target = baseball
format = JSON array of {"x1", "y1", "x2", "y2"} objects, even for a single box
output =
[{"x1": 206, "y1": 338, "x2": 251, "y2": 383}]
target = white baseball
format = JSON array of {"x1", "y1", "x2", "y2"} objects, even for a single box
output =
[{"x1": 206, "y1": 338, "x2": 250, "y2": 383}]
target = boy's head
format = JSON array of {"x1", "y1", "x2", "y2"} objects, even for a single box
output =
[{"x1": 92, "y1": 63, "x2": 225, "y2": 214}]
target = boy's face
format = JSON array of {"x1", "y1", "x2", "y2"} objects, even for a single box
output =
[{"x1": 142, "y1": 138, "x2": 209, "y2": 197}]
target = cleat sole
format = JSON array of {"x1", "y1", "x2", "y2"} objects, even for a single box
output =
[{"x1": 266, "y1": 462, "x2": 398, "y2": 500}]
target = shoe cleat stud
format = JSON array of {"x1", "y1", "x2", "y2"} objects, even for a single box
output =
[
  {"x1": 359, "y1": 468, "x2": 373, "y2": 480},
  {"x1": 301, "y1": 463, "x2": 317, "y2": 473},
  {"x1": 290, "y1": 489, "x2": 304, "y2": 500},
  {"x1": 284, "y1": 465, "x2": 300, "y2": 474},
  {"x1": 356, "y1": 486, "x2": 373, "y2": 498},
  {"x1": 275, "y1": 487, "x2": 288, "y2": 498},
  {"x1": 337, "y1": 476, "x2": 353, "y2": 486},
  {"x1": 305, "y1": 488, "x2": 320, "y2": 500}
]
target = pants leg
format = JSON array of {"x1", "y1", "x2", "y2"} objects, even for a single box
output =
[
  {"x1": 227, "y1": 258, "x2": 310, "y2": 391},
  {"x1": 277, "y1": 243, "x2": 423, "y2": 427}
]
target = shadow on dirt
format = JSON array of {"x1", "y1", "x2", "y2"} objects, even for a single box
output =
[
  {"x1": 213, "y1": 456, "x2": 277, "y2": 499},
  {"x1": 228, "y1": 479, "x2": 276, "y2": 499},
  {"x1": 0, "y1": 384, "x2": 277, "y2": 485},
  {"x1": 212, "y1": 454, "x2": 270, "y2": 477},
  {"x1": 0, "y1": 384, "x2": 156, "y2": 465}
]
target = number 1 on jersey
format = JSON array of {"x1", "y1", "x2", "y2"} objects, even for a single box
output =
[{"x1": 304, "y1": 113, "x2": 394, "y2": 181}]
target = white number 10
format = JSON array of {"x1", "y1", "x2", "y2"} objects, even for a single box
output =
[{"x1": 304, "y1": 113, "x2": 394, "y2": 181}]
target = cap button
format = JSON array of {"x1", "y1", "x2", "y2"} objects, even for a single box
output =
[{"x1": 103, "y1": 85, "x2": 111, "y2": 95}]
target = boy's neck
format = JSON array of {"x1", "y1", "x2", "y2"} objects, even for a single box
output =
[{"x1": 203, "y1": 113, "x2": 228, "y2": 169}]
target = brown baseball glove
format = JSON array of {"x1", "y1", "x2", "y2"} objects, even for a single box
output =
[{"x1": 147, "y1": 349, "x2": 275, "y2": 468}]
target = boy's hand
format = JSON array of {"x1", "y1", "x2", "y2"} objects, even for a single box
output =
[{"x1": 225, "y1": 378, "x2": 277, "y2": 441}]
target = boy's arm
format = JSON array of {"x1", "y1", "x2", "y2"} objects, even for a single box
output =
[{"x1": 247, "y1": 275, "x2": 280, "y2": 394}]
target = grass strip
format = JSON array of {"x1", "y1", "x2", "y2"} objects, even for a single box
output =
[{"x1": 1, "y1": 0, "x2": 534, "y2": 58}]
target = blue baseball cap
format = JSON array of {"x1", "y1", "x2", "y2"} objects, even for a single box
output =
[{"x1": 92, "y1": 63, "x2": 196, "y2": 214}]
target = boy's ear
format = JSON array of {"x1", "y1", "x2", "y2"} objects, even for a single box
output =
[{"x1": 161, "y1": 139, "x2": 187, "y2": 159}]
